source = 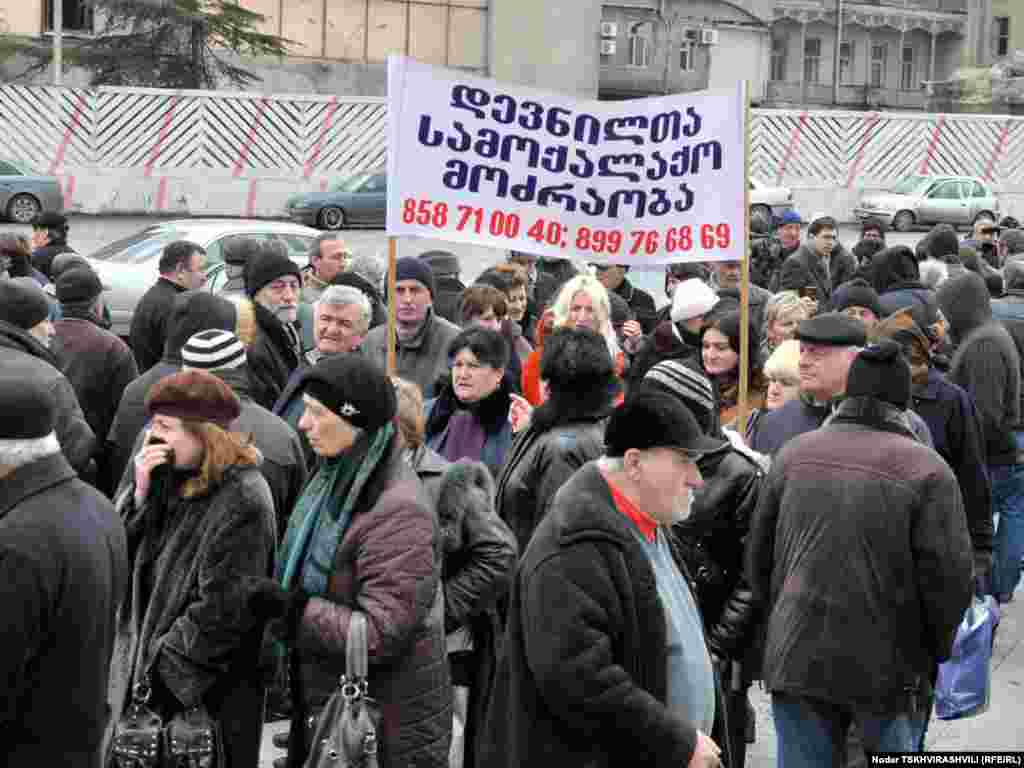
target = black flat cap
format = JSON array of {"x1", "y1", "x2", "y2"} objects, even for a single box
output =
[
  {"x1": 795, "y1": 312, "x2": 867, "y2": 347},
  {"x1": 0, "y1": 375, "x2": 56, "y2": 438}
]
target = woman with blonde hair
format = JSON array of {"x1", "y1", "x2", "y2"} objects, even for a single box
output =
[
  {"x1": 107, "y1": 369, "x2": 277, "y2": 768},
  {"x1": 521, "y1": 274, "x2": 623, "y2": 405},
  {"x1": 744, "y1": 339, "x2": 801, "y2": 442},
  {"x1": 761, "y1": 290, "x2": 809, "y2": 359}
]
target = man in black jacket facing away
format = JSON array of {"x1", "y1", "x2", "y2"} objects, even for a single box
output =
[
  {"x1": 748, "y1": 342, "x2": 972, "y2": 764},
  {"x1": 481, "y1": 388, "x2": 725, "y2": 768},
  {"x1": 0, "y1": 376, "x2": 128, "y2": 766},
  {"x1": 937, "y1": 272, "x2": 1024, "y2": 603},
  {"x1": 129, "y1": 240, "x2": 208, "y2": 373},
  {"x1": 29, "y1": 212, "x2": 74, "y2": 280}
]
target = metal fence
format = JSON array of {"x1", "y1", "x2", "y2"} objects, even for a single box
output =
[{"x1": 1, "y1": 83, "x2": 1022, "y2": 214}]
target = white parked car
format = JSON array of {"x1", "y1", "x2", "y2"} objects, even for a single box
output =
[
  {"x1": 749, "y1": 178, "x2": 794, "y2": 230},
  {"x1": 84, "y1": 219, "x2": 320, "y2": 338}
]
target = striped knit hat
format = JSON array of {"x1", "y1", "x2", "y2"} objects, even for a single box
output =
[
  {"x1": 182, "y1": 329, "x2": 247, "y2": 372},
  {"x1": 643, "y1": 360, "x2": 717, "y2": 434}
]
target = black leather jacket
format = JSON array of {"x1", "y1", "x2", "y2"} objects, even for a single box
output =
[{"x1": 672, "y1": 443, "x2": 763, "y2": 666}]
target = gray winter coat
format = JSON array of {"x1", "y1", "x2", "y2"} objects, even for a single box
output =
[
  {"x1": 107, "y1": 465, "x2": 277, "y2": 768},
  {"x1": 0, "y1": 320, "x2": 96, "y2": 475},
  {"x1": 0, "y1": 453, "x2": 127, "y2": 768},
  {"x1": 363, "y1": 309, "x2": 461, "y2": 399}
]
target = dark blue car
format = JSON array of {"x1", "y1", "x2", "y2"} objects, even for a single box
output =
[{"x1": 284, "y1": 169, "x2": 387, "y2": 230}]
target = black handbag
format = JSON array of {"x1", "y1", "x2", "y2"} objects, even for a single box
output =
[
  {"x1": 305, "y1": 612, "x2": 382, "y2": 768},
  {"x1": 108, "y1": 673, "x2": 224, "y2": 768},
  {"x1": 165, "y1": 705, "x2": 224, "y2": 768},
  {"x1": 108, "y1": 677, "x2": 164, "y2": 768}
]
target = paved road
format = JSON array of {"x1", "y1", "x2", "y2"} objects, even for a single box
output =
[{"x1": 7, "y1": 214, "x2": 929, "y2": 299}]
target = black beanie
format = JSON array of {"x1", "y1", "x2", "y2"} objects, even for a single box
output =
[
  {"x1": 164, "y1": 292, "x2": 237, "y2": 360},
  {"x1": 0, "y1": 374, "x2": 56, "y2": 438},
  {"x1": 845, "y1": 340, "x2": 912, "y2": 408},
  {"x1": 929, "y1": 228, "x2": 961, "y2": 260},
  {"x1": 0, "y1": 278, "x2": 51, "y2": 330},
  {"x1": 299, "y1": 354, "x2": 397, "y2": 433},
  {"x1": 244, "y1": 243, "x2": 301, "y2": 298},
  {"x1": 396, "y1": 256, "x2": 436, "y2": 297}
]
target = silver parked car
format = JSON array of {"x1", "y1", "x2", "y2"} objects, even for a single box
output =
[
  {"x1": 84, "y1": 219, "x2": 320, "y2": 338},
  {"x1": 854, "y1": 175, "x2": 1001, "y2": 232},
  {"x1": 0, "y1": 158, "x2": 64, "y2": 224}
]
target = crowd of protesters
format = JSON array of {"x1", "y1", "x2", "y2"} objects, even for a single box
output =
[{"x1": 0, "y1": 208, "x2": 1020, "y2": 768}]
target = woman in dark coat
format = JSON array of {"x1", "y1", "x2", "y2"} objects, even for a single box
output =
[
  {"x1": 425, "y1": 327, "x2": 514, "y2": 480},
  {"x1": 250, "y1": 354, "x2": 452, "y2": 768},
  {"x1": 107, "y1": 370, "x2": 277, "y2": 768},
  {"x1": 496, "y1": 326, "x2": 619, "y2": 556}
]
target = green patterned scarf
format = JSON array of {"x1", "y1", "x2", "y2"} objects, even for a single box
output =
[{"x1": 277, "y1": 423, "x2": 395, "y2": 595}]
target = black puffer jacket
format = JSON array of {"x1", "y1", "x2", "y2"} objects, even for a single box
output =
[
  {"x1": 248, "y1": 302, "x2": 302, "y2": 410},
  {"x1": 495, "y1": 388, "x2": 614, "y2": 556},
  {"x1": 673, "y1": 443, "x2": 763, "y2": 667}
]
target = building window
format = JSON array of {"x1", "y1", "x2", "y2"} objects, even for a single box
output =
[
  {"x1": 629, "y1": 22, "x2": 652, "y2": 68},
  {"x1": 871, "y1": 43, "x2": 887, "y2": 88},
  {"x1": 839, "y1": 41, "x2": 854, "y2": 84},
  {"x1": 900, "y1": 45, "x2": 915, "y2": 89},
  {"x1": 44, "y1": 0, "x2": 93, "y2": 33},
  {"x1": 771, "y1": 37, "x2": 786, "y2": 81},
  {"x1": 995, "y1": 17, "x2": 1010, "y2": 58},
  {"x1": 804, "y1": 37, "x2": 821, "y2": 84},
  {"x1": 679, "y1": 41, "x2": 694, "y2": 72}
]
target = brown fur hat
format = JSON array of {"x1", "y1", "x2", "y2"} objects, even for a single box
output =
[{"x1": 146, "y1": 369, "x2": 241, "y2": 427}]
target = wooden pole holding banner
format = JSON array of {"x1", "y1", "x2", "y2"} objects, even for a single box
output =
[
  {"x1": 736, "y1": 80, "x2": 752, "y2": 436},
  {"x1": 386, "y1": 236, "x2": 398, "y2": 376}
]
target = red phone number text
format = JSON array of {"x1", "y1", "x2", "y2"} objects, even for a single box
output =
[{"x1": 400, "y1": 197, "x2": 732, "y2": 256}]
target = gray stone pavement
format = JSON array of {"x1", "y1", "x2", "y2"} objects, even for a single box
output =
[{"x1": 257, "y1": 596, "x2": 1023, "y2": 767}]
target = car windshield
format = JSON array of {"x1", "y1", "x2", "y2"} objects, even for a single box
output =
[
  {"x1": 331, "y1": 173, "x2": 373, "y2": 193},
  {"x1": 889, "y1": 176, "x2": 929, "y2": 195},
  {"x1": 88, "y1": 229, "x2": 181, "y2": 264},
  {"x1": 3, "y1": 159, "x2": 38, "y2": 175}
]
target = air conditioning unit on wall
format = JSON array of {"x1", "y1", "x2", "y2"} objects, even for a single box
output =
[
  {"x1": 701, "y1": 28, "x2": 719, "y2": 45},
  {"x1": 600, "y1": 39, "x2": 617, "y2": 55},
  {"x1": 600, "y1": 22, "x2": 618, "y2": 38}
]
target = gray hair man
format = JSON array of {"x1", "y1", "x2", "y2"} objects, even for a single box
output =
[
  {"x1": 310, "y1": 284, "x2": 372, "y2": 363},
  {"x1": 0, "y1": 375, "x2": 128, "y2": 767}
]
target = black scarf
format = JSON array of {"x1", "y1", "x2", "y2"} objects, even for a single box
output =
[{"x1": 61, "y1": 302, "x2": 113, "y2": 331}]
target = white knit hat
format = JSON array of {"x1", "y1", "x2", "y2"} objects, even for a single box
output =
[
  {"x1": 182, "y1": 329, "x2": 247, "y2": 372},
  {"x1": 671, "y1": 278, "x2": 719, "y2": 323}
]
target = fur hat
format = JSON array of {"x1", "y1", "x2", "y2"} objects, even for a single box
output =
[
  {"x1": 605, "y1": 386, "x2": 724, "y2": 457},
  {"x1": 146, "y1": 369, "x2": 242, "y2": 427},
  {"x1": 435, "y1": 459, "x2": 499, "y2": 556},
  {"x1": 244, "y1": 242, "x2": 301, "y2": 298},
  {"x1": 671, "y1": 278, "x2": 719, "y2": 323}
]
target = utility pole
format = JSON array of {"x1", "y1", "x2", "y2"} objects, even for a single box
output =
[
  {"x1": 831, "y1": 0, "x2": 843, "y2": 105},
  {"x1": 53, "y1": 0, "x2": 63, "y2": 85}
]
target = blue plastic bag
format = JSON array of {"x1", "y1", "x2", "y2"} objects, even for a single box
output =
[{"x1": 934, "y1": 595, "x2": 1000, "y2": 720}]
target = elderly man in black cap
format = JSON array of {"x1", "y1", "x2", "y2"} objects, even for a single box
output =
[
  {"x1": 245, "y1": 239, "x2": 305, "y2": 409},
  {"x1": 747, "y1": 341, "x2": 972, "y2": 765},
  {"x1": 0, "y1": 375, "x2": 127, "y2": 766},
  {"x1": 362, "y1": 255, "x2": 461, "y2": 398},
  {"x1": 481, "y1": 386, "x2": 726, "y2": 768},
  {"x1": 0, "y1": 278, "x2": 95, "y2": 475},
  {"x1": 53, "y1": 267, "x2": 138, "y2": 454}
]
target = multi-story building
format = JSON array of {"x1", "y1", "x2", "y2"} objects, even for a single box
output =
[{"x1": 0, "y1": 0, "x2": 1006, "y2": 113}]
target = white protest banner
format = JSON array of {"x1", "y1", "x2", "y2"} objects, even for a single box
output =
[{"x1": 386, "y1": 55, "x2": 745, "y2": 265}]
